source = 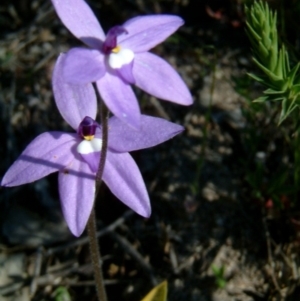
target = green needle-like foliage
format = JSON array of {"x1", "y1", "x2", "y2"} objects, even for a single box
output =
[{"x1": 245, "y1": 0, "x2": 300, "y2": 123}]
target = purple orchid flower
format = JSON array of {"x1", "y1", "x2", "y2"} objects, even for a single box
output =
[
  {"x1": 1, "y1": 54, "x2": 184, "y2": 237},
  {"x1": 51, "y1": 0, "x2": 193, "y2": 129}
]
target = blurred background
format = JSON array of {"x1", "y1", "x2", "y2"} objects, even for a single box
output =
[{"x1": 1, "y1": 0, "x2": 300, "y2": 300}]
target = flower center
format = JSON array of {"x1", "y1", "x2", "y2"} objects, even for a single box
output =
[
  {"x1": 102, "y1": 26, "x2": 127, "y2": 55},
  {"x1": 103, "y1": 25, "x2": 135, "y2": 84},
  {"x1": 112, "y1": 45, "x2": 121, "y2": 53},
  {"x1": 77, "y1": 116, "x2": 102, "y2": 156},
  {"x1": 77, "y1": 116, "x2": 98, "y2": 141}
]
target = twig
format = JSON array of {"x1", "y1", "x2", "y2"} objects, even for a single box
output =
[
  {"x1": 261, "y1": 208, "x2": 282, "y2": 297},
  {"x1": 0, "y1": 263, "x2": 119, "y2": 295},
  {"x1": 177, "y1": 254, "x2": 196, "y2": 273},
  {"x1": 36, "y1": 263, "x2": 81, "y2": 285},
  {"x1": 149, "y1": 96, "x2": 170, "y2": 120},
  {"x1": 46, "y1": 210, "x2": 133, "y2": 256},
  {"x1": 109, "y1": 232, "x2": 157, "y2": 286},
  {"x1": 47, "y1": 260, "x2": 76, "y2": 273},
  {"x1": 169, "y1": 243, "x2": 179, "y2": 275},
  {"x1": 0, "y1": 281, "x2": 24, "y2": 295},
  {"x1": 270, "y1": 239, "x2": 299, "y2": 281},
  {"x1": 30, "y1": 246, "x2": 43, "y2": 297},
  {"x1": 44, "y1": 279, "x2": 119, "y2": 286},
  {"x1": 33, "y1": 50, "x2": 56, "y2": 72}
]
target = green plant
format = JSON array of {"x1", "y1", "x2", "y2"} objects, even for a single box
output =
[{"x1": 245, "y1": 0, "x2": 300, "y2": 123}]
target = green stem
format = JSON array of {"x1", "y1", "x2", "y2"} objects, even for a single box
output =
[{"x1": 87, "y1": 100, "x2": 109, "y2": 301}]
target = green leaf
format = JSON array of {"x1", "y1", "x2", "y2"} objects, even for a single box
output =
[
  {"x1": 245, "y1": 21, "x2": 261, "y2": 42},
  {"x1": 269, "y1": 38, "x2": 278, "y2": 72},
  {"x1": 263, "y1": 88, "x2": 285, "y2": 95},
  {"x1": 291, "y1": 84, "x2": 300, "y2": 95},
  {"x1": 250, "y1": 9, "x2": 260, "y2": 30},
  {"x1": 253, "y1": 89, "x2": 286, "y2": 102},
  {"x1": 252, "y1": 57, "x2": 282, "y2": 82},
  {"x1": 212, "y1": 265, "x2": 226, "y2": 289},
  {"x1": 258, "y1": 41, "x2": 268, "y2": 58},
  {"x1": 247, "y1": 73, "x2": 269, "y2": 86},
  {"x1": 141, "y1": 281, "x2": 168, "y2": 301},
  {"x1": 279, "y1": 97, "x2": 298, "y2": 124},
  {"x1": 270, "y1": 97, "x2": 285, "y2": 101},
  {"x1": 273, "y1": 47, "x2": 284, "y2": 78},
  {"x1": 285, "y1": 47, "x2": 290, "y2": 74},
  {"x1": 53, "y1": 287, "x2": 71, "y2": 301},
  {"x1": 245, "y1": 0, "x2": 292, "y2": 91},
  {"x1": 253, "y1": 95, "x2": 269, "y2": 103},
  {"x1": 287, "y1": 63, "x2": 300, "y2": 88}
]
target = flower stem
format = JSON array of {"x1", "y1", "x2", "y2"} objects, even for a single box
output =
[
  {"x1": 87, "y1": 100, "x2": 109, "y2": 301},
  {"x1": 96, "y1": 101, "x2": 109, "y2": 189},
  {"x1": 87, "y1": 209, "x2": 108, "y2": 301}
]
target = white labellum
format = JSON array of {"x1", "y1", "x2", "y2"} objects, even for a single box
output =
[
  {"x1": 77, "y1": 138, "x2": 102, "y2": 154},
  {"x1": 108, "y1": 48, "x2": 134, "y2": 69}
]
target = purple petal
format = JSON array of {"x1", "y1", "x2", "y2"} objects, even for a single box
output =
[
  {"x1": 108, "y1": 115, "x2": 184, "y2": 153},
  {"x1": 63, "y1": 48, "x2": 105, "y2": 84},
  {"x1": 115, "y1": 61, "x2": 135, "y2": 84},
  {"x1": 1, "y1": 132, "x2": 76, "y2": 187},
  {"x1": 96, "y1": 73, "x2": 141, "y2": 129},
  {"x1": 103, "y1": 152, "x2": 151, "y2": 217},
  {"x1": 51, "y1": 0, "x2": 105, "y2": 48},
  {"x1": 58, "y1": 153, "x2": 95, "y2": 236},
  {"x1": 52, "y1": 54, "x2": 98, "y2": 130},
  {"x1": 133, "y1": 52, "x2": 193, "y2": 105},
  {"x1": 119, "y1": 15, "x2": 183, "y2": 52}
]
